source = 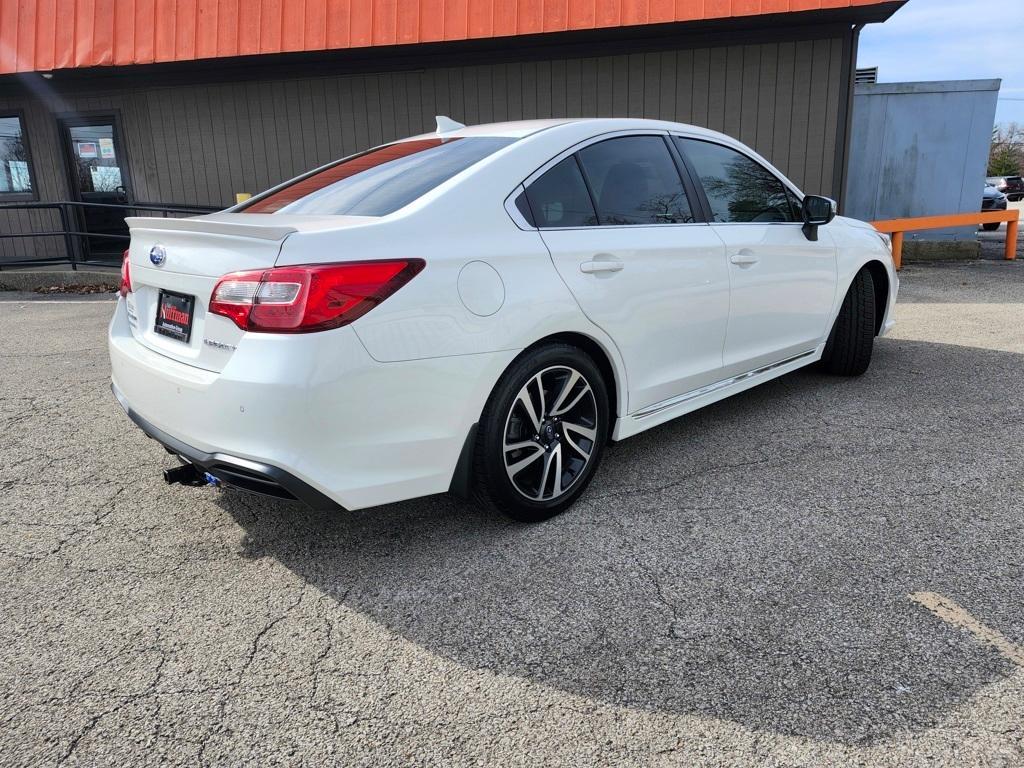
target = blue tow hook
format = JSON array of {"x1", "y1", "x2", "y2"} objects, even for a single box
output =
[{"x1": 204, "y1": 472, "x2": 221, "y2": 487}]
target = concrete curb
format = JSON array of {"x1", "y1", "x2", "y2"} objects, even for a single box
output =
[
  {"x1": 0, "y1": 268, "x2": 119, "y2": 291},
  {"x1": 901, "y1": 240, "x2": 981, "y2": 262}
]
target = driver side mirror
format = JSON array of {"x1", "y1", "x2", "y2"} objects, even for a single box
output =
[{"x1": 801, "y1": 195, "x2": 836, "y2": 241}]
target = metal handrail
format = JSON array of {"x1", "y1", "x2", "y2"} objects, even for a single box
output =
[
  {"x1": 0, "y1": 199, "x2": 221, "y2": 270},
  {"x1": 872, "y1": 210, "x2": 1020, "y2": 269}
]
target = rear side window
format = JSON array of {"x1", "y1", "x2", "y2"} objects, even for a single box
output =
[
  {"x1": 676, "y1": 138, "x2": 796, "y2": 223},
  {"x1": 525, "y1": 156, "x2": 598, "y2": 228},
  {"x1": 577, "y1": 136, "x2": 694, "y2": 225},
  {"x1": 241, "y1": 137, "x2": 515, "y2": 216}
]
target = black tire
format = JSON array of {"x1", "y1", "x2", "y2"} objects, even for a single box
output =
[
  {"x1": 982, "y1": 222, "x2": 1001, "y2": 232},
  {"x1": 473, "y1": 343, "x2": 609, "y2": 522},
  {"x1": 820, "y1": 268, "x2": 876, "y2": 377}
]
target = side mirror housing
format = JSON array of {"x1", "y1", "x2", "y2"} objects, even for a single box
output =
[{"x1": 801, "y1": 195, "x2": 837, "y2": 241}]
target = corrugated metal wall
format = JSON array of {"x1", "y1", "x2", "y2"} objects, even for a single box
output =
[
  {"x1": 845, "y1": 80, "x2": 1000, "y2": 238},
  {"x1": 0, "y1": 34, "x2": 848, "y2": 262}
]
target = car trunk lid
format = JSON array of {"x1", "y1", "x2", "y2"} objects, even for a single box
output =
[
  {"x1": 124, "y1": 213, "x2": 382, "y2": 372},
  {"x1": 124, "y1": 214, "x2": 299, "y2": 373}
]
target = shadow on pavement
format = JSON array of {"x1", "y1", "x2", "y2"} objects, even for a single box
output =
[{"x1": 217, "y1": 337, "x2": 1024, "y2": 745}]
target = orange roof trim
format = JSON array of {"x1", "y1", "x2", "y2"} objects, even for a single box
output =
[{"x1": 0, "y1": 0, "x2": 896, "y2": 76}]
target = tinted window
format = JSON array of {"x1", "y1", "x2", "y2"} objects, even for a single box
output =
[
  {"x1": 241, "y1": 137, "x2": 515, "y2": 216},
  {"x1": 525, "y1": 156, "x2": 598, "y2": 228},
  {"x1": 577, "y1": 136, "x2": 693, "y2": 225},
  {"x1": 676, "y1": 138, "x2": 797, "y2": 223},
  {"x1": 0, "y1": 115, "x2": 33, "y2": 196},
  {"x1": 786, "y1": 187, "x2": 804, "y2": 220}
]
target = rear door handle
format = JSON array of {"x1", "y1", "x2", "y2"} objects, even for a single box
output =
[
  {"x1": 580, "y1": 259, "x2": 624, "y2": 274},
  {"x1": 730, "y1": 252, "x2": 760, "y2": 267}
]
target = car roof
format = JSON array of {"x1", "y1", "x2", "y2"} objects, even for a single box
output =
[{"x1": 400, "y1": 117, "x2": 733, "y2": 142}]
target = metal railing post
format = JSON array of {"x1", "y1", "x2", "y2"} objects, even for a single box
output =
[
  {"x1": 57, "y1": 203, "x2": 78, "y2": 270},
  {"x1": 1005, "y1": 216, "x2": 1019, "y2": 261}
]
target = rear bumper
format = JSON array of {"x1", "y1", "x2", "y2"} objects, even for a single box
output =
[
  {"x1": 113, "y1": 383, "x2": 341, "y2": 509},
  {"x1": 109, "y1": 297, "x2": 517, "y2": 510}
]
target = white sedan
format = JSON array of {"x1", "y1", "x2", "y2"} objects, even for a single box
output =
[{"x1": 110, "y1": 117, "x2": 897, "y2": 521}]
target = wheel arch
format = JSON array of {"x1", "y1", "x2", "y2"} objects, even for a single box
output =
[
  {"x1": 448, "y1": 329, "x2": 625, "y2": 500},
  {"x1": 860, "y1": 259, "x2": 890, "y2": 336},
  {"x1": 527, "y1": 331, "x2": 624, "y2": 424}
]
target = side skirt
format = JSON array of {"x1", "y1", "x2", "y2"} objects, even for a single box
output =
[{"x1": 611, "y1": 346, "x2": 823, "y2": 440}]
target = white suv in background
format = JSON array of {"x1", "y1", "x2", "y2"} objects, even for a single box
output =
[{"x1": 110, "y1": 118, "x2": 897, "y2": 521}]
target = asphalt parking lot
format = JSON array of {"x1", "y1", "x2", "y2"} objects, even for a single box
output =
[{"x1": 2, "y1": 255, "x2": 1024, "y2": 766}]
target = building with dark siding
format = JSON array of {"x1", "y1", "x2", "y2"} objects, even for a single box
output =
[{"x1": 0, "y1": 0, "x2": 905, "y2": 265}]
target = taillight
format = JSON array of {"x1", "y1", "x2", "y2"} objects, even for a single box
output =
[
  {"x1": 119, "y1": 249, "x2": 132, "y2": 297},
  {"x1": 208, "y1": 260, "x2": 424, "y2": 333}
]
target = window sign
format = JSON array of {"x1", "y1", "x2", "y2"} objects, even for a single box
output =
[
  {"x1": 90, "y1": 165, "x2": 122, "y2": 191},
  {"x1": 8, "y1": 161, "x2": 29, "y2": 190},
  {"x1": 99, "y1": 138, "x2": 116, "y2": 159},
  {"x1": 77, "y1": 141, "x2": 98, "y2": 159}
]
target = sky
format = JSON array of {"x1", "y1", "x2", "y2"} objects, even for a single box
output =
[{"x1": 858, "y1": 0, "x2": 1024, "y2": 126}]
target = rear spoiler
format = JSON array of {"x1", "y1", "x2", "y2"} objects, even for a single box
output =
[{"x1": 125, "y1": 216, "x2": 297, "y2": 242}]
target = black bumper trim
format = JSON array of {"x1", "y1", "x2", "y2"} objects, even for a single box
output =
[{"x1": 114, "y1": 384, "x2": 342, "y2": 511}]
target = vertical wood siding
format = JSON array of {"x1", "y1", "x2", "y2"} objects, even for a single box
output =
[{"x1": 0, "y1": 34, "x2": 847, "y2": 263}]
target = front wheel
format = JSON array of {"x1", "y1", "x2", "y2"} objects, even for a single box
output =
[
  {"x1": 982, "y1": 222, "x2": 1001, "y2": 232},
  {"x1": 820, "y1": 268, "x2": 876, "y2": 376},
  {"x1": 473, "y1": 343, "x2": 609, "y2": 522}
]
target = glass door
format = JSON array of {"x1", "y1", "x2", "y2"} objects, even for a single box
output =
[{"x1": 59, "y1": 116, "x2": 132, "y2": 260}]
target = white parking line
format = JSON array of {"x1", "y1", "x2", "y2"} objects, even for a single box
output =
[{"x1": 911, "y1": 591, "x2": 1024, "y2": 667}]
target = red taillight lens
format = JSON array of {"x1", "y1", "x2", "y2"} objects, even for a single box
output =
[
  {"x1": 208, "y1": 260, "x2": 424, "y2": 333},
  {"x1": 119, "y1": 249, "x2": 132, "y2": 297}
]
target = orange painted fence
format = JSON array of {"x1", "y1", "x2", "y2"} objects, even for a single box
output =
[{"x1": 871, "y1": 211, "x2": 1020, "y2": 270}]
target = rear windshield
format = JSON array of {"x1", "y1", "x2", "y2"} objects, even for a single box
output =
[{"x1": 239, "y1": 137, "x2": 515, "y2": 216}]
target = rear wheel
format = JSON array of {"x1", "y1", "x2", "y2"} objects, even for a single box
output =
[
  {"x1": 982, "y1": 222, "x2": 1001, "y2": 232},
  {"x1": 820, "y1": 268, "x2": 876, "y2": 377},
  {"x1": 474, "y1": 343, "x2": 609, "y2": 522}
]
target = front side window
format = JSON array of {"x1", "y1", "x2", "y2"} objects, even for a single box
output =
[
  {"x1": 0, "y1": 115, "x2": 33, "y2": 197},
  {"x1": 241, "y1": 137, "x2": 515, "y2": 216},
  {"x1": 676, "y1": 138, "x2": 796, "y2": 224},
  {"x1": 524, "y1": 156, "x2": 598, "y2": 228},
  {"x1": 577, "y1": 136, "x2": 694, "y2": 225}
]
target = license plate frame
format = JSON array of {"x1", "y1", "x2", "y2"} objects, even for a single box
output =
[{"x1": 154, "y1": 289, "x2": 195, "y2": 343}]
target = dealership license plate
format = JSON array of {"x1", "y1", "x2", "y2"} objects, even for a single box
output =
[{"x1": 154, "y1": 290, "x2": 195, "y2": 343}]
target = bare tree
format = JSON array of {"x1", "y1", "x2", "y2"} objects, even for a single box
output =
[{"x1": 989, "y1": 123, "x2": 1024, "y2": 177}]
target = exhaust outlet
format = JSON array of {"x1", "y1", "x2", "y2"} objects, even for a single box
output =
[{"x1": 163, "y1": 463, "x2": 206, "y2": 486}]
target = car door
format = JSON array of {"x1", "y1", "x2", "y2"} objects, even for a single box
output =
[
  {"x1": 525, "y1": 133, "x2": 729, "y2": 413},
  {"x1": 675, "y1": 137, "x2": 838, "y2": 376}
]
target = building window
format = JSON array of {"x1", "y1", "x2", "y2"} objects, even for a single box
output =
[{"x1": 0, "y1": 114, "x2": 34, "y2": 198}]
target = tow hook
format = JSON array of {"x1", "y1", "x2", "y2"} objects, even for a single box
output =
[{"x1": 163, "y1": 463, "x2": 208, "y2": 487}]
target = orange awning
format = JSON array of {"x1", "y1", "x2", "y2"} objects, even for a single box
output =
[{"x1": 0, "y1": 0, "x2": 899, "y2": 75}]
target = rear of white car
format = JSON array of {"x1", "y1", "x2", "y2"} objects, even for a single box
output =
[
  {"x1": 109, "y1": 128, "x2": 552, "y2": 510},
  {"x1": 109, "y1": 214, "x2": 522, "y2": 509}
]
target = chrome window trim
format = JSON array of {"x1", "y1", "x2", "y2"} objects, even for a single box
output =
[{"x1": 503, "y1": 184, "x2": 534, "y2": 231}]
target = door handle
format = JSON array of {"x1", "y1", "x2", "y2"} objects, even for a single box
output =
[
  {"x1": 730, "y1": 252, "x2": 759, "y2": 267},
  {"x1": 580, "y1": 259, "x2": 624, "y2": 274}
]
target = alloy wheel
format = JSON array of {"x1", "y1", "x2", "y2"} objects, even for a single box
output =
[{"x1": 502, "y1": 365, "x2": 599, "y2": 501}]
